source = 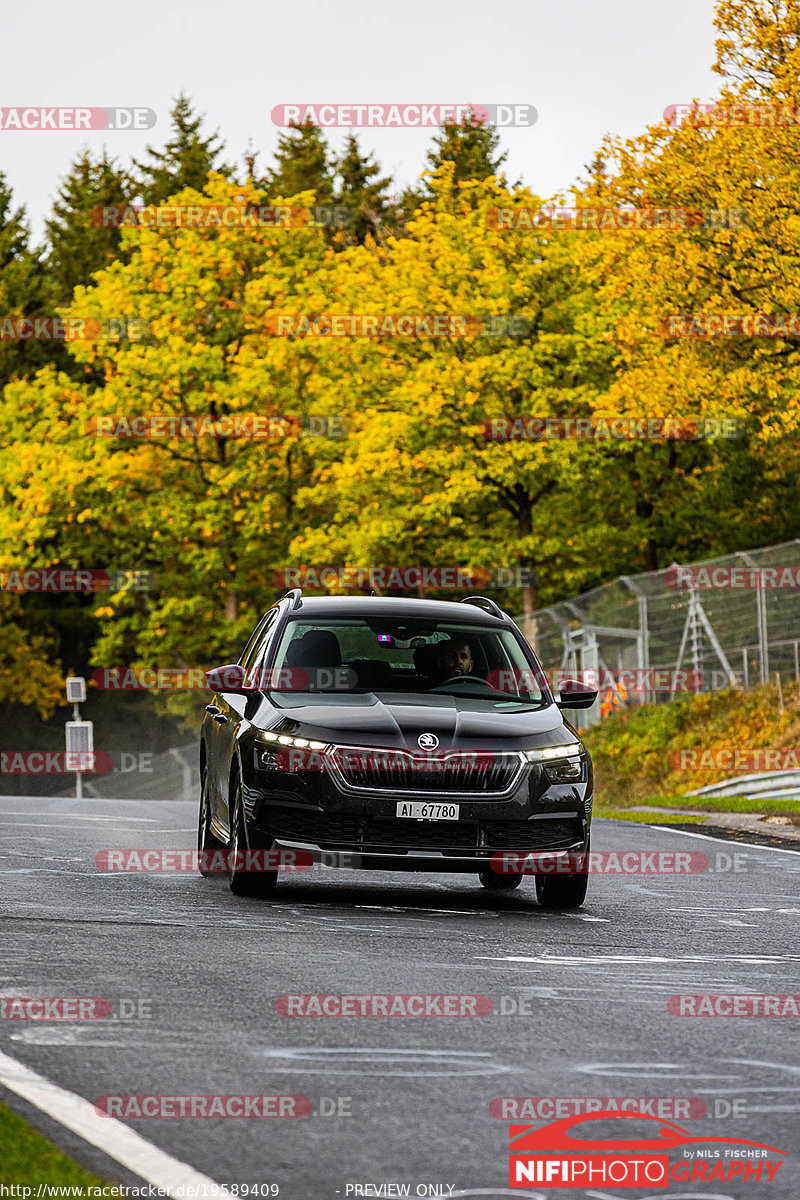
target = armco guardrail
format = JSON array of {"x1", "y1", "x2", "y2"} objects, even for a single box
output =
[{"x1": 687, "y1": 770, "x2": 800, "y2": 801}]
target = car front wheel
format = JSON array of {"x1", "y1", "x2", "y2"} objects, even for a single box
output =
[
  {"x1": 197, "y1": 763, "x2": 224, "y2": 877},
  {"x1": 535, "y1": 846, "x2": 589, "y2": 909},
  {"x1": 228, "y1": 768, "x2": 278, "y2": 898}
]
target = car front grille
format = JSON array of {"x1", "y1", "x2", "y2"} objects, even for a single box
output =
[
  {"x1": 267, "y1": 809, "x2": 582, "y2": 853},
  {"x1": 326, "y1": 746, "x2": 524, "y2": 797}
]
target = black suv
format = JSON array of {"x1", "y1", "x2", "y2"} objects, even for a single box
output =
[{"x1": 198, "y1": 592, "x2": 596, "y2": 907}]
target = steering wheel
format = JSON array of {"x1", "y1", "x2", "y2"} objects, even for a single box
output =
[{"x1": 430, "y1": 674, "x2": 495, "y2": 689}]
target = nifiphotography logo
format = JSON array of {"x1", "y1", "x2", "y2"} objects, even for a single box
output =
[{"x1": 508, "y1": 1111, "x2": 784, "y2": 1188}]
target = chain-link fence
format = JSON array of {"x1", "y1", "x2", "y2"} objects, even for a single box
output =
[{"x1": 516, "y1": 539, "x2": 800, "y2": 729}]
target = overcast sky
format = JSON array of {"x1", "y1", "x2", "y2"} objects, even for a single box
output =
[{"x1": 3, "y1": 0, "x2": 719, "y2": 242}]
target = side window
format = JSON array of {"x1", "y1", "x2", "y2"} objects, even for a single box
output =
[
  {"x1": 239, "y1": 611, "x2": 275, "y2": 669},
  {"x1": 238, "y1": 615, "x2": 268, "y2": 668},
  {"x1": 243, "y1": 609, "x2": 279, "y2": 679}
]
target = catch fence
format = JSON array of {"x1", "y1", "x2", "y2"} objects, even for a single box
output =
[{"x1": 516, "y1": 540, "x2": 800, "y2": 728}]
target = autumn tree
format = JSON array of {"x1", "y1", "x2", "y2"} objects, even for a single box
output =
[
  {"x1": 574, "y1": 0, "x2": 800, "y2": 561},
  {"x1": 0, "y1": 176, "x2": 342, "y2": 715},
  {"x1": 284, "y1": 167, "x2": 616, "y2": 640}
]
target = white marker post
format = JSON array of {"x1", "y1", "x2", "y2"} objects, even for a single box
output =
[{"x1": 65, "y1": 677, "x2": 92, "y2": 800}]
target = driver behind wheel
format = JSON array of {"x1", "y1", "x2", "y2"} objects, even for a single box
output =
[{"x1": 434, "y1": 638, "x2": 474, "y2": 680}]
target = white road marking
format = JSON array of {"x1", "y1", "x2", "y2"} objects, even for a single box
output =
[
  {"x1": 0, "y1": 824, "x2": 154, "y2": 831},
  {"x1": 10, "y1": 1028, "x2": 135, "y2": 1046},
  {"x1": 260, "y1": 1047, "x2": 514, "y2": 1076},
  {"x1": 574, "y1": 1062, "x2": 737, "y2": 1080},
  {"x1": 627, "y1": 821, "x2": 800, "y2": 857},
  {"x1": 0, "y1": 813, "x2": 160, "y2": 822},
  {"x1": 476, "y1": 953, "x2": 799, "y2": 964},
  {"x1": 0, "y1": 1048, "x2": 224, "y2": 1194},
  {"x1": 354, "y1": 904, "x2": 497, "y2": 916}
]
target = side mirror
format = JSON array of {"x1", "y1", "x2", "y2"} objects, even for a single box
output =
[
  {"x1": 206, "y1": 664, "x2": 252, "y2": 694},
  {"x1": 557, "y1": 680, "x2": 598, "y2": 709}
]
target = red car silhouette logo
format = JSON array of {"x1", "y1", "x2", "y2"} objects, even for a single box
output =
[{"x1": 510, "y1": 1110, "x2": 784, "y2": 1155}]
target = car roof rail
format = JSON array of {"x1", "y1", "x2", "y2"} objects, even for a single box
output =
[
  {"x1": 461, "y1": 595, "x2": 505, "y2": 620},
  {"x1": 283, "y1": 588, "x2": 303, "y2": 610}
]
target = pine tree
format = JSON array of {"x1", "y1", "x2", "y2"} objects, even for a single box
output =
[
  {"x1": 265, "y1": 121, "x2": 334, "y2": 202},
  {"x1": 46, "y1": 149, "x2": 133, "y2": 302},
  {"x1": 133, "y1": 93, "x2": 232, "y2": 203},
  {"x1": 425, "y1": 111, "x2": 508, "y2": 184},
  {"x1": 334, "y1": 134, "x2": 396, "y2": 244},
  {"x1": 0, "y1": 174, "x2": 62, "y2": 386}
]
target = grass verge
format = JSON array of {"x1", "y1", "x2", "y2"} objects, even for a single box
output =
[
  {"x1": 594, "y1": 808, "x2": 706, "y2": 824},
  {"x1": 0, "y1": 1101, "x2": 114, "y2": 1187}
]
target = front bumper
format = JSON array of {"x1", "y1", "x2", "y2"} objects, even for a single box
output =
[{"x1": 245, "y1": 740, "x2": 592, "y2": 872}]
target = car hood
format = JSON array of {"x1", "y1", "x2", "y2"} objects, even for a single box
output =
[{"x1": 250, "y1": 690, "x2": 574, "y2": 750}]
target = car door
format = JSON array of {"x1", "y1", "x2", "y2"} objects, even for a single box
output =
[{"x1": 214, "y1": 608, "x2": 280, "y2": 832}]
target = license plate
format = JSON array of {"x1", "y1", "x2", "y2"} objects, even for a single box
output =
[{"x1": 396, "y1": 801, "x2": 460, "y2": 820}]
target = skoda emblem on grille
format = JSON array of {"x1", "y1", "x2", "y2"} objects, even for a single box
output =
[{"x1": 417, "y1": 732, "x2": 439, "y2": 750}]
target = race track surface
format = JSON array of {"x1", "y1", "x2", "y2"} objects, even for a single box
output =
[{"x1": 1, "y1": 795, "x2": 798, "y2": 1200}]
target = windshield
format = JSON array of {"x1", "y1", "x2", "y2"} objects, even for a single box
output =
[{"x1": 268, "y1": 616, "x2": 549, "y2": 703}]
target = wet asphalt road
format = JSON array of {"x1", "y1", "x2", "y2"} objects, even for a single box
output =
[{"x1": 0, "y1": 794, "x2": 798, "y2": 1200}]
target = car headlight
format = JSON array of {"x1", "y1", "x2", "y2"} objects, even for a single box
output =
[
  {"x1": 523, "y1": 742, "x2": 583, "y2": 761},
  {"x1": 523, "y1": 743, "x2": 584, "y2": 784},
  {"x1": 256, "y1": 731, "x2": 328, "y2": 750}
]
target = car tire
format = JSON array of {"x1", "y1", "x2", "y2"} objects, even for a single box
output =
[
  {"x1": 228, "y1": 767, "x2": 278, "y2": 898},
  {"x1": 535, "y1": 846, "x2": 589, "y2": 909},
  {"x1": 197, "y1": 763, "x2": 224, "y2": 877},
  {"x1": 478, "y1": 869, "x2": 523, "y2": 890}
]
